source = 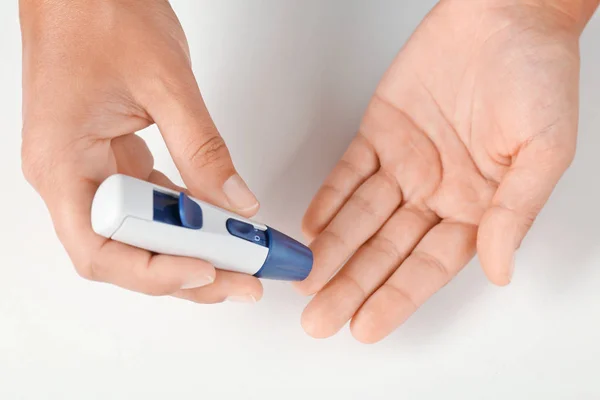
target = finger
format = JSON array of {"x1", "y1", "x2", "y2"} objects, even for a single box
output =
[
  {"x1": 294, "y1": 168, "x2": 403, "y2": 296},
  {"x1": 350, "y1": 221, "x2": 477, "y2": 344},
  {"x1": 39, "y1": 157, "x2": 217, "y2": 295},
  {"x1": 144, "y1": 68, "x2": 259, "y2": 217},
  {"x1": 300, "y1": 206, "x2": 438, "y2": 338},
  {"x1": 148, "y1": 169, "x2": 264, "y2": 301},
  {"x1": 147, "y1": 169, "x2": 186, "y2": 193},
  {"x1": 302, "y1": 134, "x2": 379, "y2": 240},
  {"x1": 111, "y1": 134, "x2": 154, "y2": 179},
  {"x1": 478, "y1": 137, "x2": 574, "y2": 285},
  {"x1": 92, "y1": 242, "x2": 217, "y2": 294},
  {"x1": 172, "y1": 270, "x2": 263, "y2": 304}
]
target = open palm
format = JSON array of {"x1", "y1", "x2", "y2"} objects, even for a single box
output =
[{"x1": 295, "y1": 0, "x2": 583, "y2": 343}]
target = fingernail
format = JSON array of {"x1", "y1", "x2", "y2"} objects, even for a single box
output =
[
  {"x1": 181, "y1": 275, "x2": 214, "y2": 290},
  {"x1": 226, "y1": 295, "x2": 257, "y2": 303},
  {"x1": 223, "y1": 174, "x2": 259, "y2": 212}
]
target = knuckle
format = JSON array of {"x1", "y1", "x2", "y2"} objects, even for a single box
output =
[
  {"x1": 562, "y1": 143, "x2": 576, "y2": 167},
  {"x1": 347, "y1": 194, "x2": 388, "y2": 225},
  {"x1": 368, "y1": 235, "x2": 401, "y2": 262},
  {"x1": 73, "y1": 260, "x2": 98, "y2": 282},
  {"x1": 548, "y1": 143, "x2": 575, "y2": 166},
  {"x1": 521, "y1": 212, "x2": 537, "y2": 233},
  {"x1": 381, "y1": 283, "x2": 419, "y2": 311},
  {"x1": 320, "y1": 182, "x2": 343, "y2": 197},
  {"x1": 21, "y1": 125, "x2": 68, "y2": 190},
  {"x1": 135, "y1": 256, "x2": 175, "y2": 297},
  {"x1": 21, "y1": 136, "x2": 46, "y2": 187},
  {"x1": 186, "y1": 135, "x2": 230, "y2": 171},
  {"x1": 321, "y1": 229, "x2": 351, "y2": 254},
  {"x1": 72, "y1": 242, "x2": 111, "y2": 283},
  {"x1": 337, "y1": 274, "x2": 367, "y2": 299},
  {"x1": 347, "y1": 194, "x2": 377, "y2": 218},
  {"x1": 534, "y1": 135, "x2": 576, "y2": 169},
  {"x1": 377, "y1": 169, "x2": 402, "y2": 200},
  {"x1": 412, "y1": 250, "x2": 451, "y2": 281},
  {"x1": 337, "y1": 158, "x2": 363, "y2": 180},
  {"x1": 145, "y1": 60, "x2": 195, "y2": 101}
]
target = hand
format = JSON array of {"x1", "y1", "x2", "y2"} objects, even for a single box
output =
[
  {"x1": 20, "y1": 0, "x2": 262, "y2": 303},
  {"x1": 296, "y1": 0, "x2": 596, "y2": 342}
]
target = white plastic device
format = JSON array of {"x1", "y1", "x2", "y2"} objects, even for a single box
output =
[{"x1": 91, "y1": 174, "x2": 312, "y2": 281}]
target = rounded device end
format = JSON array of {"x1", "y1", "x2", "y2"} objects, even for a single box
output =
[
  {"x1": 254, "y1": 228, "x2": 313, "y2": 281},
  {"x1": 91, "y1": 174, "x2": 128, "y2": 238}
]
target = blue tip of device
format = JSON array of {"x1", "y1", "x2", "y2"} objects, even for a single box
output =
[
  {"x1": 253, "y1": 228, "x2": 313, "y2": 281},
  {"x1": 178, "y1": 193, "x2": 203, "y2": 229}
]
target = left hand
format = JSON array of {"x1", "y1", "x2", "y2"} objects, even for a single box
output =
[{"x1": 295, "y1": 0, "x2": 591, "y2": 343}]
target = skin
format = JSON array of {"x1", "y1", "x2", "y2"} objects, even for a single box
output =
[
  {"x1": 296, "y1": 0, "x2": 599, "y2": 343},
  {"x1": 20, "y1": 0, "x2": 262, "y2": 303},
  {"x1": 19, "y1": 0, "x2": 598, "y2": 339}
]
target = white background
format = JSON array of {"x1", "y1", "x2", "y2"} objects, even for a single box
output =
[{"x1": 1, "y1": 1, "x2": 599, "y2": 399}]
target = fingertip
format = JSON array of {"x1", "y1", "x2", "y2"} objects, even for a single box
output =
[
  {"x1": 350, "y1": 284, "x2": 417, "y2": 344},
  {"x1": 477, "y1": 209, "x2": 517, "y2": 287},
  {"x1": 222, "y1": 271, "x2": 264, "y2": 302},
  {"x1": 300, "y1": 307, "x2": 332, "y2": 339},
  {"x1": 249, "y1": 279, "x2": 264, "y2": 302},
  {"x1": 173, "y1": 271, "x2": 264, "y2": 304},
  {"x1": 223, "y1": 173, "x2": 260, "y2": 216},
  {"x1": 234, "y1": 201, "x2": 260, "y2": 219},
  {"x1": 352, "y1": 333, "x2": 380, "y2": 345},
  {"x1": 172, "y1": 288, "x2": 224, "y2": 304},
  {"x1": 491, "y1": 277, "x2": 512, "y2": 287},
  {"x1": 240, "y1": 273, "x2": 265, "y2": 302},
  {"x1": 481, "y1": 255, "x2": 513, "y2": 287},
  {"x1": 226, "y1": 294, "x2": 258, "y2": 303},
  {"x1": 179, "y1": 266, "x2": 217, "y2": 290},
  {"x1": 478, "y1": 253, "x2": 514, "y2": 287},
  {"x1": 300, "y1": 291, "x2": 352, "y2": 339},
  {"x1": 292, "y1": 279, "x2": 318, "y2": 297},
  {"x1": 349, "y1": 313, "x2": 383, "y2": 344}
]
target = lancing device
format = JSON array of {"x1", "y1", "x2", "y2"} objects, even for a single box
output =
[{"x1": 91, "y1": 174, "x2": 312, "y2": 281}]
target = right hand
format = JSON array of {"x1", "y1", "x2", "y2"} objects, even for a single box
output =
[
  {"x1": 297, "y1": 0, "x2": 592, "y2": 342},
  {"x1": 20, "y1": 0, "x2": 262, "y2": 303}
]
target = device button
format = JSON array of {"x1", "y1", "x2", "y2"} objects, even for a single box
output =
[
  {"x1": 178, "y1": 193, "x2": 203, "y2": 230},
  {"x1": 226, "y1": 219, "x2": 268, "y2": 247}
]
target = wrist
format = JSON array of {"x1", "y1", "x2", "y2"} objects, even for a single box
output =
[
  {"x1": 540, "y1": 0, "x2": 599, "y2": 31},
  {"x1": 486, "y1": 0, "x2": 598, "y2": 33}
]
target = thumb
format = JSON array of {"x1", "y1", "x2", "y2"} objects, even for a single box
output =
[
  {"x1": 477, "y1": 136, "x2": 575, "y2": 285},
  {"x1": 146, "y1": 71, "x2": 259, "y2": 216}
]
